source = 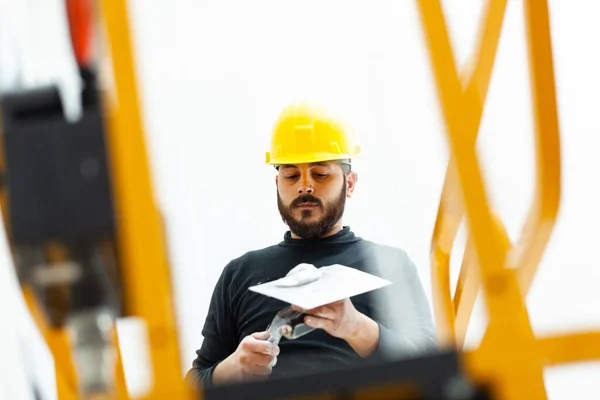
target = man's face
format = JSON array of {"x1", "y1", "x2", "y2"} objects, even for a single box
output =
[{"x1": 276, "y1": 161, "x2": 357, "y2": 239}]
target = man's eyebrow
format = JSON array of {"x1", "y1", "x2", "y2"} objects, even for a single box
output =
[{"x1": 279, "y1": 163, "x2": 331, "y2": 169}]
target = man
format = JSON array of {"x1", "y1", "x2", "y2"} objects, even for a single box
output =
[{"x1": 186, "y1": 101, "x2": 437, "y2": 387}]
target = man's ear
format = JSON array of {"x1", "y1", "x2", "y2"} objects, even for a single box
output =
[
  {"x1": 275, "y1": 175, "x2": 279, "y2": 186},
  {"x1": 346, "y1": 171, "x2": 358, "y2": 198}
]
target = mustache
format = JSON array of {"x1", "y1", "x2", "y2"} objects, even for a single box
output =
[{"x1": 291, "y1": 194, "x2": 323, "y2": 209}]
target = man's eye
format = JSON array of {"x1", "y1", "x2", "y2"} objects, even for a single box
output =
[
  {"x1": 284, "y1": 175, "x2": 299, "y2": 180},
  {"x1": 313, "y1": 173, "x2": 328, "y2": 179}
]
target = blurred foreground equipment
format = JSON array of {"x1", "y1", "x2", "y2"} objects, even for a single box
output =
[
  {"x1": 1, "y1": 0, "x2": 599, "y2": 399},
  {"x1": 0, "y1": 0, "x2": 191, "y2": 398}
]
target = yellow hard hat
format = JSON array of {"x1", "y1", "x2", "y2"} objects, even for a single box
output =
[{"x1": 265, "y1": 101, "x2": 361, "y2": 165}]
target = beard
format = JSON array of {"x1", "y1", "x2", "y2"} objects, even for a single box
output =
[{"x1": 277, "y1": 177, "x2": 347, "y2": 239}]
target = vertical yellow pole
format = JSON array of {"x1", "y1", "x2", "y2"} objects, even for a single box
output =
[
  {"x1": 513, "y1": 0, "x2": 562, "y2": 293},
  {"x1": 98, "y1": 1, "x2": 196, "y2": 398}
]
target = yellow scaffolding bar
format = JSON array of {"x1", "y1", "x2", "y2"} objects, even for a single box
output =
[
  {"x1": 98, "y1": 0, "x2": 196, "y2": 398},
  {"x1": 419, "y1": 0, "x2": 599, "y2": 398},
  {"x1": 429, "y1": 0, "x2": 508, "y2": 347}
]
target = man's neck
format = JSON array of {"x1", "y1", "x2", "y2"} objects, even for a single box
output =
[{"x1": 290, "y1": 223, "x2": 344, "y2": 239}]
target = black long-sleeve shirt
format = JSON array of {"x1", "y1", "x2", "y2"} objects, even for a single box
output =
[{"x1": 186, "y1": 227, "x2": 437, "y2": 387}]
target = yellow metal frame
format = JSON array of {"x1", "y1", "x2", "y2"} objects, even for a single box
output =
[
  {"x1": 419, "y1": 0, "x2": 600, "y2": 398},
  {"x1": 429, "y1": 0, "x2": 509, "y2": 348},
  {"x1": 0, "y1": 0, "x2": 195, "y2": 399},
  {"x1": 98, "y1": 0, "x2": 196, "y2": 398}
]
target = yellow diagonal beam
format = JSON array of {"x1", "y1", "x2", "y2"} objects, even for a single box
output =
[
  {"x1": 429, "y1": 0, "x2": 563, "y2": 355},
  {"x1": 23, "y1": 287, "x2": 78, "y2": 400},
  {"x1": 453, "y1": 212, "x2": 511, "y2": 344},
  {"x1": 455, "y1": 0, "x2": 562, "y2": 347},
  {"x1": 428, "y1": 0, "x2": 507, "y2": 346},
  {"x1": 417, "y1": 0, "x2": 519, "y2": 329}
]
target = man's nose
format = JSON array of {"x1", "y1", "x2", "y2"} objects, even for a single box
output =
[{"x1": 297, "y1": 175, "x2": 314, "y2": 194}]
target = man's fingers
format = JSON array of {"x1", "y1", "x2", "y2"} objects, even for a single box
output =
[
  {"x1": 251, "y1": 331, "x2": 279, "y2": 354},
  {"x1": 302, "y1": 305, "x2": 335, "y2": 320},
  {"x1": 303, "y1": 300, "x2": 345, "y2": 319},
  {"x1": 259, "y1": 341, "x2": 279, "y2": 356},
  {"x1": 304, "y1": 315, "x2": 333, "y2": 332},
  {"x1": 243, "y1": 337, "x2": 279, "y2": 356},
  {"x1": 313, "y1": 305, "x2": 337, "y2": 319},
  {"x1": 328, "y1": 299, "x2": 347, "y2": 307},
  {"x1": 252, "y1": 331, "x2": 271, "y2": 340},
  {"x1": 301, "y1": 307, "x2": 320, "y2": 317},
  {"x1": 251, "y1": 353, "x2": 276, "y2": 367}
]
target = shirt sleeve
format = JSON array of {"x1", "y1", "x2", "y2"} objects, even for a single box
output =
[
  {"x1": 185, "y1": 261, "x2": 240, "y2": 387},
  {"x1": 367, "y1": 250, "x2": 438, "y2": 361}
]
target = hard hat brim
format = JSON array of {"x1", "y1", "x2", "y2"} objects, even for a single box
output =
[{"x1": 266, "y1": 152, "x2": 357, "y2": 166}]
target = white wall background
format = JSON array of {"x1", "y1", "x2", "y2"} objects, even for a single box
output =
[{"x1": 1, "y1": 0, "x2": 599, "y2": 399}]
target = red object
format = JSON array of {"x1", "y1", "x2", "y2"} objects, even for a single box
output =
[{"x1": 66, "y1": 0, "x2": 93, "y2": 67}]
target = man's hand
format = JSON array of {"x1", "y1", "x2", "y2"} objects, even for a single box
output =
[
  {"x1": 293, "y1": 299, "x2": 380, "y2": 358},
  {"x1": 212, "y1": 331, "x2": 279, "y2": 384}
]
